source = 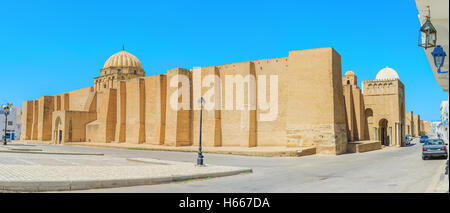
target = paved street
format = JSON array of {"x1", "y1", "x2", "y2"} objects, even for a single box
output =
[
  {"x1": 0, "y1": 144, "x2": 251, "y2": 192},
  {"x1": 33, "y1": 138, "x2": 446, "y2": 193}
]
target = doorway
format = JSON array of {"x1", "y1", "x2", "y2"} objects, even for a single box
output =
[
  {"x1": 54, "y1": 116, "x2": 63, "y2": 144},
  {"x1": 59, "y1": 130, "x2": 62, "y2": 144},
  {"x1": 379, "y1": 119, "x2": 389, "y2": 146}
]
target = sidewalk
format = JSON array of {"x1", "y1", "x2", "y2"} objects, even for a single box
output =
[{"x1": 426, "y1": 155, "x2": 449, "y2": 193}]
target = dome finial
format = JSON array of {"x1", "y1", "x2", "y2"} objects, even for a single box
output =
[{"x1": 122, "y1": 44, "x2": 125, "y2": 51}]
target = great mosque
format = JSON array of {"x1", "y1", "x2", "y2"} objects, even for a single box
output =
[{"x1": 20, "y1": 47, "x2": 427, "y2": 155}]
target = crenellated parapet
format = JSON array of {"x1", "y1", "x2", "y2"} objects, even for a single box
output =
[{"x1": 362, "y1": 79, "x2": 404, "y2": 95}]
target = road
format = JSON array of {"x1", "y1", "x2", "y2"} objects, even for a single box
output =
[{"x1": 35, "y1": 138, "x2": 446, "y2": 192}]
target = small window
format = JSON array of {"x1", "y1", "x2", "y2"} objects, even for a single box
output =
[
  {"x1": 347, "y1": 80, "x2": 350, "y2": 85},
  {"x1": 134, "y1": 70, "x2": 136, "y2": 74},
  {"x1": 118, "y1": 69, "x2": 121, "y2": 73},
  {"x1": 7, "y1": 121, "x2": 13, "y2": 125}
]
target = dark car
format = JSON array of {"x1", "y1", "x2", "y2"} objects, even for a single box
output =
[
  {"x1": 420, "y1": 135, "x2": 429, "y2": 143},
  {"x1": 422, "y1": 139, "x2": 448, "y2": 160}
]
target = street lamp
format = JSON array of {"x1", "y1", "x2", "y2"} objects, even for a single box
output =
[
  {"x1": 431, "y1": 45, "x2": 448, "y2": 74},
  {"x1": 418, "y1": 6, "x2": 437, "y2": 50},
  {"x1": 1, "y1": 103, "x2": 13, "y2": 145},
  {"x1": 197, "y1": 97, "x2": 205, "y2": 166}
]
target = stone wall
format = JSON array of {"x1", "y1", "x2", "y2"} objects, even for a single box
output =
[
  {"x1": 125, "y1": 78, "x2": 146, "y2": 143},
  {"x1": 144, "y1": 74, "x2": 167, "y2": 145},
  {"x1": 52, "y1": 110, "x2": 96, "y2": 143},
  {"x1": 37, "y1": 96, "x2": 54, "y2": 141},
  {"x1": 20, "y1": 100, "x2": 33, "y2": 140},
  {"x1": 405, "y1": 111, "x2": 414, "y2": 136},
  {"x1": 347, "y1": 141, "x2": 382, "y2": 153},
  {"x1": 421, "y1": 120, "x2": 431, "y2": 135},
  {"x1": 284, "y1": 48, "x2": 348, "y2": 154},
  {"x1": 413, "y1": 114, "x2": 421, "y2": 137},
  {"x1": 86, "y1": 89, "x2": 115, "y2": 142},
  {"x1": 164, "y1": 68, "x2": 192, "y2": 146}
]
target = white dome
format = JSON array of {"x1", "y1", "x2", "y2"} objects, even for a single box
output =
[{"x1": 375, "y1": 67, "x2": 399, "y2": 80}]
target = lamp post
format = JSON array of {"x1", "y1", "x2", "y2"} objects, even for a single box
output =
[
  {"x1": 418, "y1": 6, "x2": 437, "y2": 50},
  {"x1": 1, "y1": 103, "x2": 13, "y2": 145},
  {"x1": 197, "y1": 97, "x2": 205, "y2": 166},
  {"x1": 431, "y1": 45, "x2": 448, "y2": 74}
]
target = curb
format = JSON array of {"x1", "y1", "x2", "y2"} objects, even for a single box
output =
[
  {"x1": 0, "y1": 168, "x2": 252, "y2": 192},
  {"x1": 64, "y1": 143, "x2": 307, "y2": 157},
  {"x1": 7, "y1": 148, "x2": 43, "y2": 151},
  {"x1": 1, "y1": 144, "x2": 36, "y2": 147},
  {"x1": 126, "y1": 158, "x2": 170, "y2": 165},
  {"x1": 0, "y1": 150, "x2": 104, "y2": 156}
]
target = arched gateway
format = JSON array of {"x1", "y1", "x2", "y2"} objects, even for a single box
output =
[{"x1": 378, "y1": 119, "x2": 389, "y2": 146}]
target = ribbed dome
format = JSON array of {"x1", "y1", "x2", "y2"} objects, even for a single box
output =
[
  {"x1": 345, "y1": 70, "x2": 355, "y2": 76},
  {"x1": 376, "y1": 66, "x2": 399, "y2": 80},
  {"x1": 103, "y1": 50, "x2": 142, "y2": 69}
]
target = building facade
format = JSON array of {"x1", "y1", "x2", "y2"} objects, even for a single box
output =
[
  {"x1": 20, "y1": 47, "x2": 411, "y2": 154},
  {"x1": 21, "y1": 47, "x2": 351, "y2": 155},
  {"x1": 0, "y1": 106, "x2": 22, "y2": 140},
  {"x1": 441, "y1": 100, "x2": 449, "y2": 141},
  {"x1": 430, "y1": 121, "x2": 441, "y2": 137},
  {"x1": 415, "y1": 0, "x2": 449, "y2": 92},
  {"x1": 361, "y1": 67, "x2": 406, "y2": 147}
]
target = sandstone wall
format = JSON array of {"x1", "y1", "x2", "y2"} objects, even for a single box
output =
[
  {"x1": 20, "y1": 100, "x2": 33, "y2": 140},
  {"x1": 21, "y1": 47, "x2": 354, "y2": 155},
  {"x1": 86, "y1": 89, "x2": 115, "y2": 142},
  {"x1": 66, "y1": 87, "x2": 95, "y2": 111},
  {"x1": 144, "y1": 74, "x2": 167, "y2": 144},
  {"x1": 37, "y1": 96, "x2": 54, "y2": 141},
  {"x1": 125, "y1": 78, "x2": 146, "y2": 143},
  {"x1": 343, "y1": 85, "x2": 358, "y2": 141},
  {"x1": 413, "y1": 114, "x2": 421, "y2": 137},
  {"x1": 31, "y1": 100, "x2": 39, "y2": 140},
  {"x1": 164, "y1": 68, "x2": 192, "y2": 146},
  {"x1": 216, "y1": 62, "x2": 257, "y2": 147},
  {"x1": 52, "y1": 111, "x2": 96, "y2": 143},
  {"x1": 115, "y1": 81, "x2": 127, "y2": 142},
  {"x1": 405, "y1": 111, "x2": 414, "y2": 136},
  {"x1": 283, "y1": 48, "x2": 348, "y2": 154}
]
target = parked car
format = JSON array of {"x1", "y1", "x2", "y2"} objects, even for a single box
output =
[
  {"x1": 422, "y1": 139, "x2": 448, "y2": 160},
  {"x1": 420, "y1": 135, "x2": 429, "y2": 143},
  {"x1": 405, "y1": 135, "x2": 412, "y2": 145}
]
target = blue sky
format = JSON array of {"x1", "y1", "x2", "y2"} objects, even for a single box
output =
[{"x1": 0, "y1": 0, "x2": 447, "y2": 121}]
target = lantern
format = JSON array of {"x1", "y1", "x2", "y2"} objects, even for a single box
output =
[
  {"x1": 418, "y1": 15, "x2": 437, "y2": 49},
  {"x1": 431, "y1": 45, "x2": 448, "y2": 73}
]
